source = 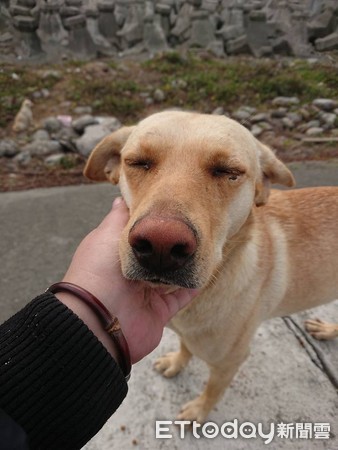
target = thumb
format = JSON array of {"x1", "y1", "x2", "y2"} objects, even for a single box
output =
[{"x1": 98, "y1": 197, "x2": 130, "y2": 233}]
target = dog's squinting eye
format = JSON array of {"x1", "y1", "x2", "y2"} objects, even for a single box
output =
[
  {"x1": 125, "y1": 159, "x2": 152, "y2": 170},
  {"x1": 211, "y1": 167, "x2": 242, "y2": 181}
]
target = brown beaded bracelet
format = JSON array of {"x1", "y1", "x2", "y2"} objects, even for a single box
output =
[{"x1": 47, "y1": 282, "x2": 131, "y2": 381}]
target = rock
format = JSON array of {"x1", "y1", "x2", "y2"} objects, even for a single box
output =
[
  {"x1": 32, "y1": 129, "x2": 50, "y2": 141},
  {"x1": 41, "y1": 89, "x2": 50, "y2": 98},
  {"x1": 13, "y1": 15, "x2": 38, "y2": 31},
  {"x1": 298, "y1": 107, "x2": 311, "y2": 120},
  {"x1": 10, "y1": 5, "x2": 31, "y2": 16},
  {"x1": 64, "y1": 14, "x2": 96, "y2": 58},
  {"x1": 232, "y1": 108, "x2": 251, "y2": 121},
  {"x1": 32, "y1": 88, "x2": 50, "y2": 98},
  {"x1": 41, "y1": 70, "x2": 62, "y2": 80},
  {"x1": 32, "y1": 90, "x2": 43, "y2": 100},
  {"x1": 153, "y1": 88, "x2": 166, "y2": 102},
  {"x1": 0, "y1": 139, "x2": 19, "y2": 157},
  {"x1": 60, "y1": 6, "x2": 81, "y2": 18},
  {"x1": 171, "y1": 79, "x2": 188, "y2": 89},
  {"x1": 14, "y1": 150, "x2": 31, "y2": 166},
  {"x1": 319, "y1": 112, "x2": 337, "y2": 128},
  {"x1": 188, "y1": 0, "x2": 202, "y2": 6},
  {"x1": 171, "y1": 3, "x2": 193, "y2": 38},
  {"x1": 306, "y1": 120, "x2": 321, "y2": 129},
  {"x1": 55, "y1": 126, "x2": 78, "y2": 141},
  {"x1": 281, "y1": 117, "x2": 295, "y2": 129},
  {"x1": 63, "y1": 14, "x2": 87, "y2": 29},
  {"x1": 45, "y1": 153, "x2": 66, "y2": 165},
  {"x1": 75, "y1": 121, "x2": 121, "y2": 157},
  {"x1": 22, "y1": 140, "x2": 63, "y2": 157},
  {"x1": 312, "y1": 98, "x2": 337, "y2": 112},
  {"x1": 226, "y1": 35, "x2": 250, "y2": 54},
  {"x1": 189, "y1": 10, "x2": 215, "y2": 49},
  {"x1": 315, "y1": 31, "x2": 338, "y2": 52},
  {"x1": 258, "y1": 121, "x2": 273, "y2": 131},
  {"x1": 0, "y1": 32, "x2": 13, "y2": 44},
  {"x1": 17, "y1": 0, "x2": 37, "y2": 6},
  {"x1": 74, "y1": 106, "x2": 93, "y2": 115},
  {"x1": 144, "y1": 14, "x2": 168, "y2": 54},
  {"x1": 251, "y1": 124, "x2": 263, "y2": 137},
  {"x1": 98, "y1": 117, "x2": 122, "y2": 132},
  {"x1": 43, "y1": 117, "x2": 63, "y2": 134},
  {"x1": 272, "y1": 97, "x2": 300, "y2": 107},
  {"x1": 5, "y1": 0, "x2": 338, "y2": 60},
  {"x1": 57, "y1": 115, "x2": 73, "y2": 127},
  {"x1": 298, "y1": 120, "x2": 321, "y2": 133},
  {"x1": 286, "y1": 112, "x2": 302, "y2": 125},
  {"x1": 306, "y1": 127, "x2": 324, "y2": 136},
  {"x1": 212, "y1": 106, "x2": 224, "y2": 115},
  {"x1": 242, "y1": 106, "x2": 257, "y2": 115},
  {"x1": 72, "y1": 115, "x2": 99, "y2": 133},
  {"x1": 251, "y1": 112, "x2": 270, "y2": 123},
  {"x1": 144, "y1": 97, "x2": 154, "y2": 106},
  {"x1": 155, "y1": 4, "x2": 171, "y2": 16},
  {"x1": 271, "y1": 108, "x2": 287, "y2": 118},
  {"x1": 207, "y1": 40, "x2": 225, "y2": 58}
]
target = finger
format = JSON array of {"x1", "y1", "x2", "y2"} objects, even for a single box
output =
[
  {"x1": 98, "y1": 197, "x2": 130, "y2": 234},
  {"x1": 165, "y1": 288, "x2": 200, "y2": 317},
  {"x1": 112, "y1": 196, "x2": 127, "y2": 210}
]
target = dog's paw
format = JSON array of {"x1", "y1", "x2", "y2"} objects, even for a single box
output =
[
  {"x1": 153, "y1": 352, "x2": 185, "y2": 378},
  {"x1": 176, "y1": 396, "x2": 208, "y2": 424},
  {"x1": 305, "y1": 318, "x2": 338, "y2": 340}
]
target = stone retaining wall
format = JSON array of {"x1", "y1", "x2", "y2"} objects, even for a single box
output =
[{"x1": 1, "y1": 0, "x2": 338, "y2": 60}]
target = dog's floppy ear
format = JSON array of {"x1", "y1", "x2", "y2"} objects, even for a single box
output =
[
  {"x1": 83, "y1": 126, "x2": 135, "y2": 184},
  {"x1": 255, "y1": 143, "x2": 295, "y2": 206}
]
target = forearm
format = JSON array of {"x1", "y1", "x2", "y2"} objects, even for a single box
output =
[{"x1": 0, "y1": 292, "x2": 128, "y2": 450}]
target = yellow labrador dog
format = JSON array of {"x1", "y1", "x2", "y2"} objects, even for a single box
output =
[{"x1": 84, "y1": 111, "x2": 338, "y2": 423}]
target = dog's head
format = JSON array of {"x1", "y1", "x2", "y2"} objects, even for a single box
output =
[{"x1": 84, "y1": 111, "x2": 295, "y2": 289}]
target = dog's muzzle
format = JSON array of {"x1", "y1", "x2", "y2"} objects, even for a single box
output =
[{"x1": 126, "y1": 215, "x2": 199, "y2": 288}]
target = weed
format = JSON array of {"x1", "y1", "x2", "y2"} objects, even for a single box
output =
[
  {"x1": 66, "y1": 78, "x2": 144, "y2": 119},
  {"x1": 59, "y1": 155, "x2": 78, "y2": 170},
  {"x1": 143, "y1": 55, "x2": 338, "y2": 110}
]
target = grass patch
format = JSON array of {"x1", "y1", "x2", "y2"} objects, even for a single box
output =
[
  {"x1": 0, "y1": 65, "x2": 59, "y2": 127},
  {"x1": 66, "y1": 77, "x2": 144, "y2": 120},
  {"x1": 144, "y1": 54, "x2": 338, "y2": 110},
  {"x1": 0, "y1": 54, "x2": 337, "y2": 129}
]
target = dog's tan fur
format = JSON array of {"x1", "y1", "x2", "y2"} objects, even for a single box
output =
[
  {"x1": 84, "y1": 111, "x2": 338, "y2": 422},
  {"x1": 12, "y1": 99, "x2": 33, "y2": 133}
]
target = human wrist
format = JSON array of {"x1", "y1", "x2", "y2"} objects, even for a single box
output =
[
  {"x1": 54, "y1": 290, "x2": 120, "y2": 361},
  {"x1": 49, "y1": 281, "x2": 131, "y2": 380}
]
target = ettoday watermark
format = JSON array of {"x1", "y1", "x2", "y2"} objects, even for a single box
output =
[{"x1": 155, "y1": 419, "x2": 331, "y2": 445}]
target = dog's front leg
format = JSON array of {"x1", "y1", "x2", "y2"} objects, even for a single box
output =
[
  {"x1": 154, "y1": 339, "x2": 192, "y2": 377},
  {"x1": 177, "y1": 348, "x2": 249, "y2": 424}
]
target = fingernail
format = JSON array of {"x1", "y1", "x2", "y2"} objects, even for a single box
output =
[{"x1": 112, "y1": 196, "x2": 123, "y2": 209}]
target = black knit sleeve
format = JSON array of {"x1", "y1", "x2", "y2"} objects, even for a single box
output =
[{"x1": 0, "y1": 292, "x2": 128, "y2": 450}]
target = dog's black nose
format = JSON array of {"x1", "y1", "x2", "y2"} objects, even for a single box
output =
[{"x1": 129, "y1": 216, "x2": 197, "y2": 272}]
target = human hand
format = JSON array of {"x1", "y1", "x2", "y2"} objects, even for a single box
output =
[{"x1": 61, "y1": 197, "x2": 199, "y2": 363}]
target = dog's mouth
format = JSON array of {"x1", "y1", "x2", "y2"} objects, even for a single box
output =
[
  {"x1": 148, "y1": 278, "x2": 171, "y2": 285},
  {"x1": 124, "y1": 260, "x2": 200, "y2": 289}
]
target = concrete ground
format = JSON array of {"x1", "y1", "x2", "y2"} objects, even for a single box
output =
[{"x1": 0, "y1": 160, "x2": 337, "y2": 450}]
